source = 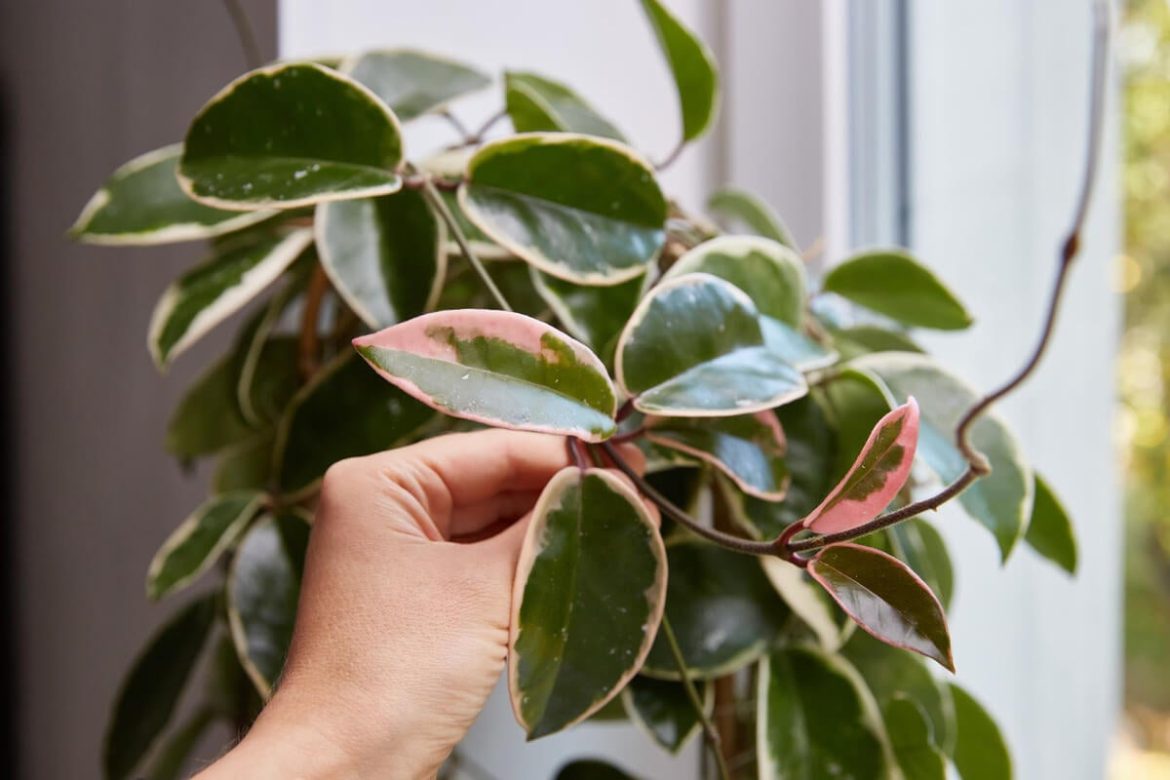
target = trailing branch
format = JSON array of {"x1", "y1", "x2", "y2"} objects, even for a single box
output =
[
  {"x1": 786, "y1": 0, "x2": 1111, "y2": 556},
  {"x1": 659, "y1": 615, "x2": 731, "y2": 780},
  {"x1": 221, "y1": 0, "x2": 263, "y2": 70},
  {"x1": 297, "y1": 264, "x2": 329, "y2": 381}
]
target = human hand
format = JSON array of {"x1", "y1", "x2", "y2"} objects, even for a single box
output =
[{"x1": 197, "y1": 429, "x2": 645, "y2": 779}]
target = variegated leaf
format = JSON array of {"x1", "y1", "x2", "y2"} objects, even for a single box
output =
[
  {"x1": 802, "y1": 398, "x2": 920, "y2": 535},
  {"x1": 354, "y1": 310, "x2": 617, "y2": 441}
]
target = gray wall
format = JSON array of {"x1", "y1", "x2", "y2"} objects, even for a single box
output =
[{"x1": 0, "y1": 2, "x2": 274, "y2": 776}]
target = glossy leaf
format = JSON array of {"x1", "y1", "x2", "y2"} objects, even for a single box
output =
[
  {"x1": 616, "y1": 273, "x2": 806, "y2": 416},
  {"x1": 342, "y1": 49, "x2": 489, "y2": 120},
  {"x1": 646, "y1": 412, "x2": 788, "y2": 500},
  {"x1": 509, "y1": 468, "x2": 666, "y2": 739},
  {"x1": 274, "y1": 351, "x2": 433, "y2": 496},
  {"x1": 460, "y1": 133, "x2": 667, "y2": 284},
  {"x1": 801, "y1": 398, "x2": 919, "y2": 535},
  {"x1": 530, "y1": 267, "x2": 647, "y2": 361},
  {"x1": 148, "y1": 229, "x2": 312, "y2": 368},
  {"x1": 761, "y1": 557, "x2": 845, "y2": 650},
  {"x1": 639, "y1": 0, "x2": 719, "y2": 143},
  {"x1": 556, "y1": 760, "x2": 638, "y2": 780},
  {"x1": 103, "y1": 594, "x2": 216, "y2": 780},
  {"x1": 1025, "y1": 473, "x2": 1078, "y2": 574},
  {"x1": 809, "y1": 543, "x2": 954, "y2": 671},
  {"x1": 832, "y1": 325, "x2": 925, "y2": 361},
  {"x1": 891, "y1": 519, "x2": 955, "y2": 610},
  {"x1": 354, "y1": 309, "x2": 617, "y2": 441},
  {"x1": 147, "y1": 491, "x2": 265, "y2": 600},
  {"x1": 622, "y1": 675, "x2": 711, "y2": 753},
  {"x1": 166, "y1": 351, "x2": 254, "y2": 460},
  {"x1": 886, "y1": 696, "x2": 947, "y2": 780},
  {"x1": 317, "y1": 188, "x2": 446, "y2": 329},
  {"x1": 949, "y1": 683, "x2": 1013, "y2": 780},
  {"x1": 757, "y1": 647, "x2": 892, "y2": 780},
  {"x1": 227, "y1": 510, "x2": 311, "y2": 695},
  {"x1": 642, "y1": 541, "x2": 789, "y2": 679},
  {"x1": 844, "y1": 630, "x2": 956, "y2": 755},
  {"x1": 720, "y1": 395, "x2": 837, "y2": 539},
  {"x1": 662, "y1": 235, "x2": 806, "y2": 326},
  {"x1": 143, "y1": 707, "x2": 217, "y2": 780},
  {"x1": 71, "y1": 145, "x2": 272, "y2": 245},
  {"x1": 705, "y1": 187, "x2": 797, "y2": 249},
  {"x1": 854, "y1": 352, "x2": 1032, "y2": 561},
  {"x1": 760, "y1": 317, "x2": 838, "y2": 371},
  {"x1": 505, "y1": 71, "x2": 624, "y2": 140},
  {"x1": 236, "y1": 260, "x2": 312, "y2": 425},
  {"x1": 823, "y1": 250, "x2": 973, "y2": 331},
  {"x1": 180, "y1": 64, "x2": 403, "y2": 209}
]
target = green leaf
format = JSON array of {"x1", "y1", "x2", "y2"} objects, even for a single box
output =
[
  {"x1": 166, "y1": 352, "x2": 254, "y2": 460},
  {"x1": 801, "y1": 399, "x2": 919, "y2": 535},
  {"x1": 355, "y1": 309, "x2": 617, "y2": 441},
  {"x1": 103, "y1": 594, "x2": 216, "y2": 780},
  {"x1": 504, "y1": 71, "x2": 625, "y2": 140},
  {"x1": 180, "y1": 64, "x2": 403, "y2": 209},
  {"x1": 213, "y1": 433, "x2": 274, "y2": 494},
  {"x1": 622, "y1": 675, "x2": 711, "y2": 753},
  {"x1": 821, "y1": 368, "x2": 895, "y2": 483},
  {"x1": 705, "y1": 187, "x2": 797, "y2": 249},
  {"x1": 317, "y1": 189, "x2": 446, "y2": 329},
  {"x1": 530, "y1": 267, "x2": 647, "y2": 362},
  {"x1": 757, "y1": 647, "x2": 892, "y2": 780},
  {"x1": 227, "y1": 510, "x2": 311, "y2": 695},
  {"x1": 844, "y1": 631, "x2": 956, "y2": 755},
  {"x1": 274, "y1": 351, "x2": 433, "y2": 496},
  {"x1": 646, "y1": 412, "x2": 788, "y2": 500},
  {"x1": 235, "y1": 256, "x2": 312, "y2": 426},
  {"x1": 809, "y1": 543, "x2": 954, "y2": 671},
  {"x1": 885, "y1": 697, "x2": 947, "y2": 780},
  {"x1": 142, "y1": 707, "x2": 217, "y2": 780},
  {"x1": 148, "y1": 229, "x2": 312, "y2": 368},
  {"x1": 71, "y1": 145, "x2": 273, "y2": 245},
  {"x1": 719, "y1": 395, "x2": 837, "y2": 539},
  {"x1": 147, "y1": 491, "x2": 266, "y2": 600},
  {"x1": 616, "y1": 273, "x2": 806, "y2": 416},
  {"x1": 832, "y1": 325, "x2": 924, "y2": 361},
  {"x1": 460, "y1": 133, "x2": 667, "y2": 284},
  {"x1": 510, "y1": 468, "x2": 666, "y2": 739},
  {"x1": 891, "y1": 519, "x2": 955, "y2": 610},
  {"x1": 642, "y1": 541, "x2": 789, "y2": 679},
  {"x1": 949, "y1": 683, "x2": 1012, "y2": 780},
  {"x1": 662, "y1": 235, "x2": 807, "y2": 326},
  {"x1": 760, "y1": 318, "x2": 838, "y2": 371},
  {"x1": 823, "y1": 250, "x2": 973, "y2": 331},
  {"x1": 1025, "y1": 473, "x2": 1078, "y2": 574},
  {"x1": 342, "y1": 49, "x2": 490, "y2": 120},
  {"x1": 556, "y1": 760, "x2": 639, "y2": 780},
  {"x1": 638, "y1": 0, "x2": 719, "y2": 143},
  {"x1": 854, "y1": 352, "x2": 1032, "y2": 561}
]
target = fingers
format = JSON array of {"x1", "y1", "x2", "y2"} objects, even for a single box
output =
[{"x1": 448, "y1": 490, "x2": 542, "y2": 541}]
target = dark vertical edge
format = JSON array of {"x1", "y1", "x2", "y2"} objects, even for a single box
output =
[
  {"x1": 0, "y1": 80, "x2": 14, "y2": 778},
  {"x1": 895, "y1": 0, "x2": 914, "y2": 247}
]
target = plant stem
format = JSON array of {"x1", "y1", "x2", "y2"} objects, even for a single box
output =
[
  {"x1": 420, "y1": 178, "x2": 513, "y2": 312},
  {"x1": 784, "y1": 1, "x2": 1111, "y2": 557},
  {"x1": 297, "y1": 265, "x2": 329, "y2": 380},
  {"x1": 438, "y1": 109, "x2": 473, "y2": 143},
  {"x1": 601, "y1": 442, "x2": 777, "y2": 556},
  {"x1": 659, "y1": 615, "x2": 731, "y2": 780},
  {"x1": 655, "y1": 139, "x2": 686, "y2": 171},
  {"x1": 221, "y1": 0, "x2": 263, "y2": 70}
]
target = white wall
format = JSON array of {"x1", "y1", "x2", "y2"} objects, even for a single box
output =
[{"x1": 909, "y1": 2, "x2": 1121, "y2": 778}]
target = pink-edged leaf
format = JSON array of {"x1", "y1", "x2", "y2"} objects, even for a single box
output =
[
  {"x1": 353, "y1": 309, "x2": 617, "y2": 441},
  {"x1": 808, "y1": 543, "x2": 953, "y2": 671},
  {"x1": 801, "y1": 397, "x2": 919, "y2": 534},
  {"x1": 645, "y1": 411, "x2": 789, "y2": 500}
]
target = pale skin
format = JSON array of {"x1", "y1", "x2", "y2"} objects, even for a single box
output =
[{"x1": 196, "y1": 429, "x2": 649, "y2": 780}]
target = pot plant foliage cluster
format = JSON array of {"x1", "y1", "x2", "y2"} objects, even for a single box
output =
[{"x1": 73, "y1": 2, "x2": 1082, "y2": 778}]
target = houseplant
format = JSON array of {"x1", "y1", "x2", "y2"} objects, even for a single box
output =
[{"x1": 71, "y1": 1, "x2": 1107, "y2": 777}]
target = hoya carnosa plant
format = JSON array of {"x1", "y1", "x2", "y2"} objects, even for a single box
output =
[{"x1": 74, "y1": 0, "x2": 1107, "y2": 777}]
